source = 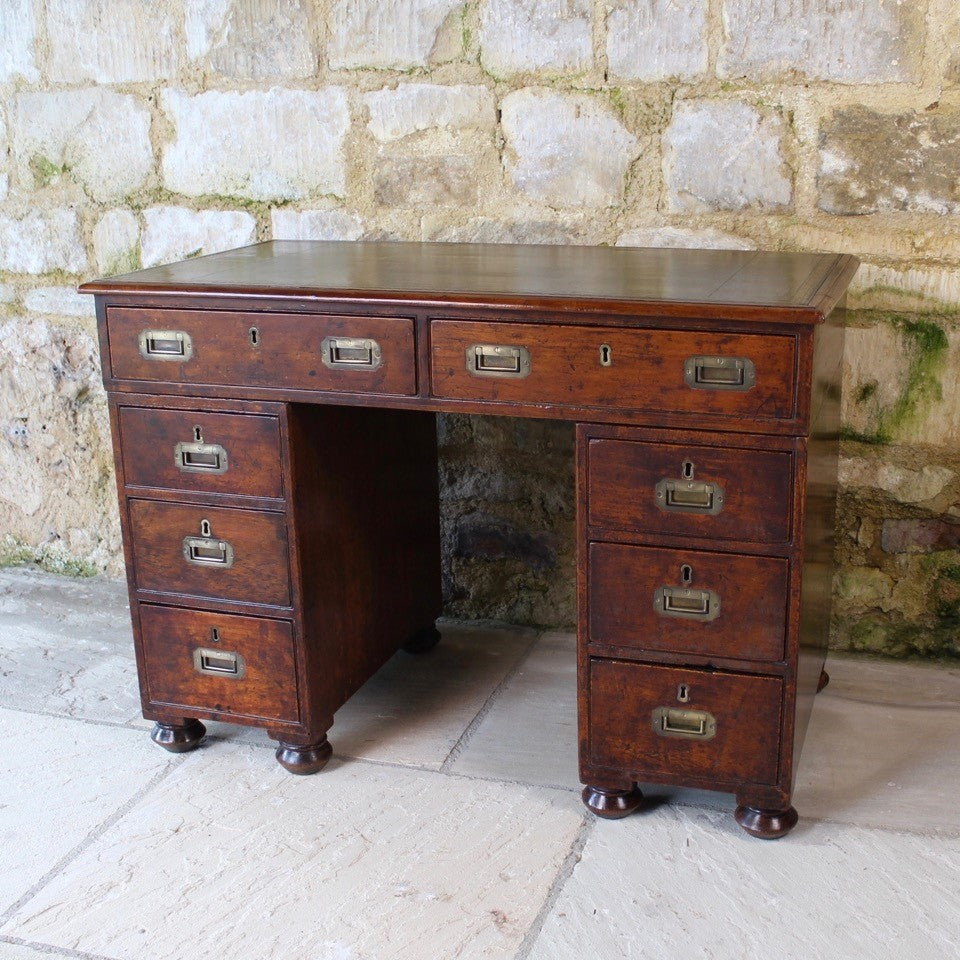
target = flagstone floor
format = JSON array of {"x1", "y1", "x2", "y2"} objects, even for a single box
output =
[{"x1": 0, "y1": 568, "x2": 957, "y2": 960}]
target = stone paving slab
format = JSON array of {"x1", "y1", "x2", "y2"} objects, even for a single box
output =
[
  {"x1": 0, "y1": 706, "x2": 173, "y2": 917},
  {"x1": 0, "y1": 570, "x2": 140, "y2": 724},
  {"x1": 527, "y1": 805, "x2": 960, "y2": 960},
  {"x1": 2, "y1": 743, "x2": 584, "y2": 960},
  {"x1": 449, "y1": 630, "x2": 579, "y2": 790}
]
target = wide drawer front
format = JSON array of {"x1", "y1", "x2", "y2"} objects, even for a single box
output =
[
  {"x1": 430, "y1": 320, "x2": 797, "y2": 422},
  {"x1": 128, "y1": 500, "x2": 291, "y2": 607},
  {"x1": 119, "y1": 407, "x2": 283, "y2": 499},
  {"x1": 589, "y1": 543, "x2": 788, "y2": 662},
  {"x1": 587, "y1": 437, "x2": 794, "y2": 543},
  {"x1": 107, "y1": 307, "x2": 417, "y2": 396},
  {"x1": 589, "y1": 659, "x2": 782, "y2": 785},
  {"x1": 140, "y1": 605, "x2": 299, "y2": 724}
]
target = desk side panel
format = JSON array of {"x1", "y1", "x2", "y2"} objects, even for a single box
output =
[{"x1": 790, "y1": 300, "x2": 845, "y2": 786}]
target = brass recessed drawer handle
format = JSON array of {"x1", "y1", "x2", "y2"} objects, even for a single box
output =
[
  {"x1": 684, "y1": 355, "x2": 755, "y2": 391},
  {"x1": 655, "y1": 478, "x2": 724, "y2": 514},
  {"x1": 654, "y1": 585, "x2": 721, "y2": 621},
  {"x1": 174, "y1": 441, "x2": 228, "y2": 474},
  {"x1": 321, "y1": 336, "x2": 383, "y2": 370},
  {"x1": 466, "y1": 344, "x2": 531, "y2": 379},
  {"x1": 193, "y1": 647, "x2": 245, "y2": 679},
  {"x1": 182, "y1": 535, "x2": 235, "y2": 568},
  {"x1": 138, "y1": 330, "x2": 193, "y2": 361},
  {"x1": 652, "y1": 707, "x2": 717, "y2": 740}
]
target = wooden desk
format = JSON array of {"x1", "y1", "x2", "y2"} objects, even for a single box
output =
[{"x1": 81, "y1": 241, "x2": 858, "y2": 839}]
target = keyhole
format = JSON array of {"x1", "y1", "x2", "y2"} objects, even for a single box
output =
[
  {"x1": 211, "y1": 627, "x2": 220, "y2": 643},
  {"x1": 682, "y1": 460, "x2": 694, "y2": 479},
  {"x1": 681, "y1": 564, "x2": 693, "y2": 584},
  {"x1": 193, "y1": 425, "x2": 203, "y2": 442},
  {"x1": 200, "y1": 518, "x2": 211, "y2": 537},
  {"x1": 599, "y1": 343, "x2": 612, "y2": 367},
  {"x1": 677, "y1": 684, "x2": 690, "y2": 703},
  {"x1": 249, "y1": 326, "x2": 260, "y2": 347}
]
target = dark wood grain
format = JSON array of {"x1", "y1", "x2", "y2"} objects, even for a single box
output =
[
  {"x1": 587, "y1": 435, "x2": 795, "y2": 544},
  {"x1": 283, "y1": 404, "x2": 442, "y2": 747},
  {"x1": 140, "y1": 604, "x2": 299, "y2": 724},
  {"x1": 80, "y1": 240, "x2": 856, "y2": 324},
  {"x1": 588, "y1": 658, "x2": 783, "y2": 786},
  {"x1": 119, "y1": 406, "x2": 284, "y2": 499},
  {"x1": 107, "y1": 306, "x2": 417, "y2": 396},
  {"x1": 431, "y1": 319, "x2": 797, "y2": 423},
  {"x1": 588, "y1": 542, "x2": 789, "y2": 662},
  {"x1": 86, "y1": 239, "x2": 857, "y2": 832},
  {"x1": 128, "y1": 499, "x2": 291, "y2": 607}
]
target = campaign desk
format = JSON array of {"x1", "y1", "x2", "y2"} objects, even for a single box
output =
[{"x1": 81, "y1": 241, "x2": 858, "y2": 839}]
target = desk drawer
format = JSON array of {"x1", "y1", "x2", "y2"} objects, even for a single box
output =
[
  {"x1": 119, "y1": 407, "x2": 283, "y2": 499},
  {"x1": 129, "y1": 500, "x2": 291, "y2": 607},
  {"x1": 587, "y1": 437, "x2": 794, "y2": 543},
  {"x1": 430, "y1": 320, "x2": 796, "y2": 422},
  {"x1": 107, "y1": 307, "x2": 417, "y2": 396},
  {"x1": 588, "y1": 543, "x2": 788, "y2": 662},
  {"x1": 140, "y1": 605, "x2": 299, "y2": 724},
  {"x1": 589, "y1": 659, "x2": 782, "y2": 785}
]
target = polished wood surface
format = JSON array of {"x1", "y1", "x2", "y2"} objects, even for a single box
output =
[
  {"x1": 87, "y1": 240, "x2": 857, "y2": 840},
  {"x1": 108, "y1": 306, "x2": 417, "y2": 396},
  {"x1": 119, "y1": 406, "x2": 284, "y2": 500},
  {"x1": 128, "y1": 499, "x2": 292, "y2": 608},
  {"x1": 431, "y1": 319, "x2": 798, "y2": 423},
  {"x1": 81, "y1": 241, "x2": 857, "y2": 324},
  {"x1": 587, "y1": 434, "x2": 795, "y2": 544},
  {"x1": 588, "y1": 658, "x2": 783, "y2": 785},
  {"x1": 588, "y1": 543, "x2": 788, "y2": 662},
  {"x1": 140, "y1": 604, "x2": 299, "y2": 724}
]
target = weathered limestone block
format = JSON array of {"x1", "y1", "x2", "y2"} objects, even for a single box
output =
[
  {"x1": 93, "y1": 210, "x2": 140, "y2": 276},
  {"x1": 140, "y1": 207, "x2": 257, "y2": 269},
  {"x1": 607, "y1": 0, "x2": 707, "y2": 81},
  {"x1": 46, "y1": 0, "x2": 179, "y2": 83},
  {"x1": 23, "y1": 288, "x2": 94, "y2": 319},
  {"x1": 328, "y1": 0, "x2": 466, "y2": 70},
  {"x1": 843, "y1": 318, "x2": 959, "y2": 449},
  {"x1": 271, "y1": 209, "x2": 364, "y2": 240},
  {"x1": 0, "y1": 211, "x2": 86, "y2": 275},
  {"x1": 0, "y1": 0, "x2": 37, "y2": 82},
  {"x1": 365, "y1": 84, "x2": 496, "y2": 142},
  {"x1": 374, "y1": 154, "x2": 480, "y2": 207},
  {"x1": 479, "y1": 0, "x2": 592, "y2": 75},
  {"x1": 13, "y1": 90, "x2": 153, "y2": 203},
  {"x1": 719, "y1": 0, "x2": 924, "y2": 83},
  {"x1": 161, "y1": 89, "x2": 350, "y2": 201},
  {"x1": 664, "y1": 100, "x2": 792, "y2": 212},
  {"x1": 849, "y1": 264, "x2": 960, "y2": 313},
  {"x1": 186, "y1": 0, "x2": 317, "y2": 80},
  {"x1": 616, "y1": 226, "x2": 754, "y2": 249},
  {"x1": 0, "y1": 316, "x2": 119, "y2": 575},
  {"x1": 438, "y1": 415, "x2": 575, "y2": 625},
  {"x1": 425, "y1": 215, "x2": 602, "y2": 244},
  {"x1": 501, "y1": 90, "x2": 639, "y2": 207},
  {"x1": 0, "y1": 285, "x2": 14, "y2": 304},
  {"x1": 839, "y1": 458, "x2": 955, "y2": 505},
  {"x1": 835, "y1": 568, "x2": 895, "y2": 610},
  {"x1": 818, "y1": 107, "x2": 960, "y2": 216}
]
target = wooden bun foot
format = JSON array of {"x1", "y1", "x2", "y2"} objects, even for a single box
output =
[
  {"x1": 817, "y1": 669, "x2": 830, "y2": 693},
  {"x1": 582, "y1": 784, "x2": 644, "y2": 819},
  {"x1": 275, "y1": 737, "x2": 333, "y2": 775},
  {"x1": 402, "y1": 624, "x2": 441, "y2": 654},
  {"x1": 735, "y1": 804, "x2": 799, "y2": 839},
  {"x1": 151, "y1": 719, "x2": 205, "y2": 753}
]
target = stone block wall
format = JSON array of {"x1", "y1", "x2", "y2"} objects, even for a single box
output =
[{"x1": 0, "y1": 0, "x2": 958, "y2": 656}]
